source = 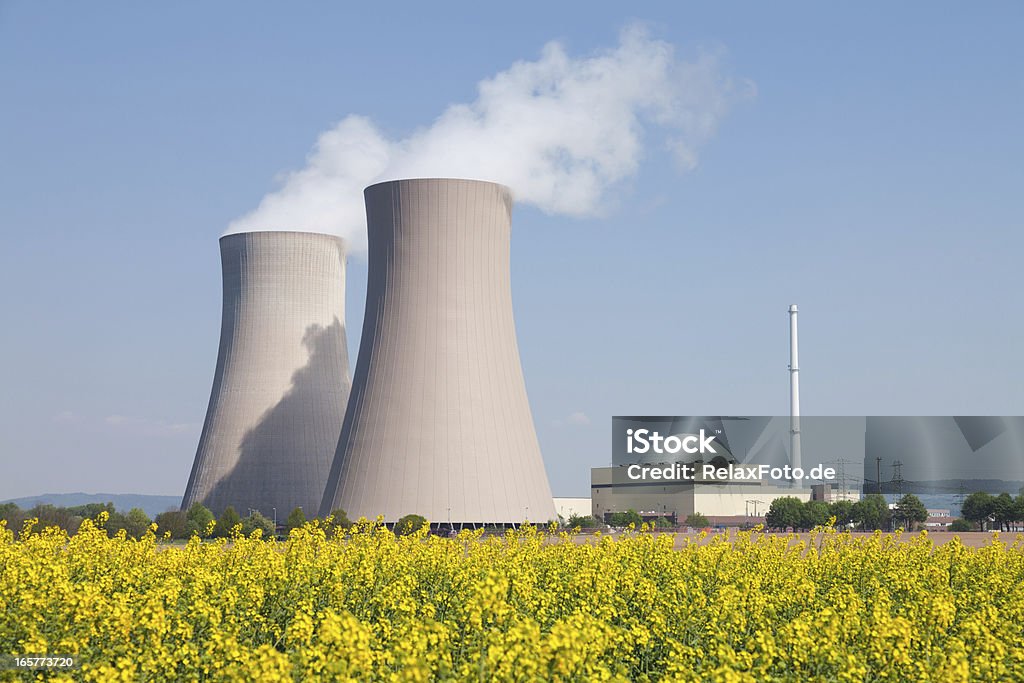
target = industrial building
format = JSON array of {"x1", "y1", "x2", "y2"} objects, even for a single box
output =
[
  {"x1": 319, "y1": 178, "x2": 556, "y2": 526},
  {"x1": 182, "y1": 231, "x2": 351, "y2": 517},
  {"x1": 591, "y1": 467, "x2": 812, "y2": 522}
]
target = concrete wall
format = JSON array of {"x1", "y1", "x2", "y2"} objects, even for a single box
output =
[
  {"x1": 691, "y1": 486, "x2": 811, "y2": 517},
  {"x1": 553, "y1": 498, "x2": 592, "y2": 521},
  {"x1": 320, "y1": 178, "x2": 555, "y2": 524},
  {"x1": 183, "y1": 231, "x2": 350, "y2": 518}
]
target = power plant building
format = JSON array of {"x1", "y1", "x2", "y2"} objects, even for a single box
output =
[
  {"x1": 320, "y1": 178, "x2": 556, "y2": 525},
  {"x1": 591, "y1": 466, "x2": 813, "y2": 522},
  {"x1": 182, "y1": 231, "x2": 351, "y2": 517}
]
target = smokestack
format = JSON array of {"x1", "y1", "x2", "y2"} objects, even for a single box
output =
[
  {"x1": 182, "y1": 231, "x2": 351, "y2": 517},
  {"x1": 789, "y1": 304, "x2": 801, "y2": 477},
  {"x1": 320, "y1": 178, "x2": 556, "y2": 525}
]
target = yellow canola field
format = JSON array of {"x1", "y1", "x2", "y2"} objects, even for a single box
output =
[{"x1": 1, "y1": 517, "x2": 1023, "y2": 682}]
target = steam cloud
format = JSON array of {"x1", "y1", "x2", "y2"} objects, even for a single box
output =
[{"x1": 228, "y1": 25, "x2": 747, "y2": 250}]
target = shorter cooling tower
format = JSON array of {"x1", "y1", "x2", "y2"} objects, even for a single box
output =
[
  {"x1": 320, "y1": 178, "x2": 556, "y2": 525},
  {"x1": 183, "y1": 231, "x2": 350, "y2": 518}
]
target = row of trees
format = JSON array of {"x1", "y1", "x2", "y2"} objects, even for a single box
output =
[
  {"x1": 11, "y1": 491, "x2": 1015, "y2": 538},
  {"x1": 579, "y1": 491, "x2": 1024, "y2": 534},
  {"x1": 766, "y1": 491, "x2": 1024, "y2": 533},
  {"x1": 567, "y1": 511, "x2": 712, "y2": 530},
  {"x1": 764, "y1": 494, "x2": 931, "y2": 532},
  {"x1": 0, "y1": 500, "x2": 436, "y2": 540},
  {"x1": 154, "y1": 504, "x2": 361, "y2": 539},
  {"x1": 0, "y1": 501, "x2": 153, "y2": 538},
  {"x1": 960, "y1": 491, "x2": 1024, "y2": 531}
]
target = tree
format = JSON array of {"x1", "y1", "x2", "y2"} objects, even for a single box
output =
[
  {"x1": 122, "y1": 508, "x2": 152, "y2": 539},
  {"x1": 852, "y1": 494, "x2": 891, "y2": 531},
  {"x1": 961, "y1": 492, "x2": 994, "y2": 531},
  {"x1": 0, "y1": 503, "x2": 25, "y2": 532},
  {"x1": 29, "y1": 504, "x2": 81, "y2": 535},
  {"x1": 685, "y1": 513, "x2": 710, "y2": 529},
  {"x1": 608, "y1": 509, "x2": 643, "y2": 528},
  {"x1": 215, "y1": 506, "x2": 242, "y2": 537},
  {"x1": 286, "y1": 507, "x2": 307, "y2": 532},
  {"x1": 396, "y1": 514, "x2": 428, "y2": 535},
  {"x1": 67, "y1": 502, "x2": 116, "y2": 520},
  {"x1": 105, "y1": 511, "x2": 129, "y2": 537},
  {"x1": 567, "y1": 513, "x2": 602, "y2": 529},
  {"x1": 765, "y1": 497, "x2": 803, "y2": 530},
  {"x1": 653, "y1": 516, "x2": 673, "y2": 529},
  {"x1": 992, "y1": 492, "x2": 1015, "y2": 532},
  {"x1": 154, "y1": 510, "x2": 189, "y2": 539},
  {"x1": 186, "y1": 502, "x2": 215, "y2": 537},
  {"x1": 800, "y1": 501, "x2": 831, "y2": 530},
  {"x1": 949, "y1": 519, "x2": 973, "y2": 532},
  {"x1": 894, "y1": 494, "x2": 929, "y2": 531},
  {"x1": 242, "y1": 511, "x2": 274, "y2": 537},
  {"x1": 829, "y1": 500, "x2": 855, "y2": 527},
  {"x1": 326, "y1": 508, "x2": 352, "y2": 532}
]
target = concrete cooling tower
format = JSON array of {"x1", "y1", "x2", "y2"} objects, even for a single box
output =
[
  {"x1": 182, "y1": 231, "x2": 350, "y2": 517},
  {"x1": 320, "y1": 178, "x2": 556, "y2": 526}
]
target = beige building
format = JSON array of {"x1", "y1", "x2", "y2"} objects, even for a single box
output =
[
  {"x1": 810, "y1": 483, "x2": 862, "y2": 503},
  {"x1": 591, "y1": 466, "x2": 811, "y2": 522},
  {"x1": 553, "y1": 498, "x2": 592, "y2": 521}
]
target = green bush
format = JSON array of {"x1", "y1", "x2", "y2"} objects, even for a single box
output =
[
  {"x1": 685, "y1": 513, "x2": 710, "y2": 529},
  {"x1": 395, "y1": 514, "x2": 428, "y2": 535},
  {"x1": 327, "y1": 508, "x2": 352, "y2": 532},
  {"x1": 949, "y1": 518, "x2": 974, "y2": 532},
  {"x1": 185, "y1": 503, "x2": 215, "y2": 537},
  {"x1": 608, "y1": 509, "x2": 643, "y2": 528},
  {"x1": 154, "y1": 510, "x2": 189, "y2": 539},
  {"x1": 567, "y1": 513, "x2": 602, "y2": 529},
  {"x1": 286, "y1": 507, "x2": 307, "y2": 532},
  {"x1": 215, "y1": 506, "x2": 242, "y2": 537}
]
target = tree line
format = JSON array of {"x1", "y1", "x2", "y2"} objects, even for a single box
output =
[
  {"x1": 0, "y1": 501, "x2": 155, "y2": 538},
  {"x1": 567, "y1": 511, "x2": 712, "y2": 530},
  {"x1": 0, "y1": 501, "x2": 449, "y2": 540},
  {"x1": 959, "y1": 491, "x2": 1024, "y2": 532},
  {"x1": 763, "y1": 494, "x2": 930, "y2": 532},
  {"x1": 764, "y1": 491, "x2": 1024, "y2": 533}
]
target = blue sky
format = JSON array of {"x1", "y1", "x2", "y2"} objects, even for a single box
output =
[{"x1": 1, "y1": 2, "x2": 1022, "y2": 501}]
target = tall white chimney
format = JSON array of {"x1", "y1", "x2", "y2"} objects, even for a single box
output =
[{"x1": 789, "y1": 304, "x2": 801, "y2": 477}]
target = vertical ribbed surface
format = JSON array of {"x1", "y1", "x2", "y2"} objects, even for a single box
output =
[
  {"x1": 182, "y1": 231, "x2": 350, "y2": 518},
  {"x1": 320, "y1": 178, "x2": 555, "y2": 524}
]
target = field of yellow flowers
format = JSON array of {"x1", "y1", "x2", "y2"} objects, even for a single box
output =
[{"x1": 1, "y1": 516, "x2": 1023, "y2": 682}]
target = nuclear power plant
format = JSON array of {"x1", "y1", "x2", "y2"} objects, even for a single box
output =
[
  {"x1": 319, "y1": 178, "x2": 556, "y2": 525},
  {"x1": 182, "y1": 231, "x2": 351, "y2": 517}
]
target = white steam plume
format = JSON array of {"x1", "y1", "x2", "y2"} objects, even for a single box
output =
[{"x1": 227, "y1": 25, "x2": 747, "y2": 250}]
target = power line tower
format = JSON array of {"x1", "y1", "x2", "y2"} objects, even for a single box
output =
[
  {"x1": 892, "y1": 460, "x2": 904, "y2": 499},
  {"x1": 830, "y1": 458, "x2": 847, "y2": 501}
]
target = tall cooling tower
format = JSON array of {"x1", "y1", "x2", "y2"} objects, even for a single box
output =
[
  {"x1": 183, "y1": 231, "x2": 350, "y2": 517},
  {"x1": 320, "y1": 178, "x2": 555, "y2": 525}
]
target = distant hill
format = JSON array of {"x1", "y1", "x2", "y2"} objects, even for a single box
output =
[
  {"x1": 866, "y1": 479, "x2": 1024, "y2": 496},
  {"x1": 1, "y1": 493, "x2": 181, "y2": 518}
]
